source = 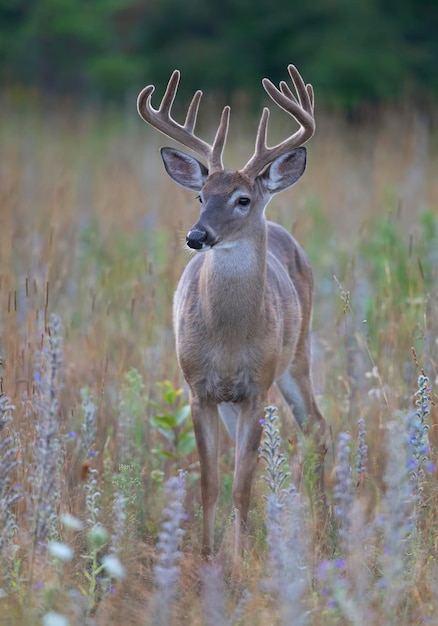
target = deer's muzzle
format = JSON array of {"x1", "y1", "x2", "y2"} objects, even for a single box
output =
[{"x1": 186, "y1": 228, "x2": 209, "y2": 250}]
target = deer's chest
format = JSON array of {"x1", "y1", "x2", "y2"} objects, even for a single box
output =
[
  {"x1": 177, "y1": 332, "x2": 280, "y2": 403},
  {"x1": 174, "y1": 252, "x2": 299, "y2": 403}
]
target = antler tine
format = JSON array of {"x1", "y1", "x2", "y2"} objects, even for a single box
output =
[
  {"x1": 137, "y1": 70, "x2": 229, "y2": 172},
  {"x1": 158, "y1": 69, "x2": 180, "y2": 114},
  {"x1": 210, "y1": 106, "x2": 230, "y2": 172},
  {"x1": 184, "y1": 90, "x2": 202, "y2": 133},
  {"x1": 279, "y1": 81, "x2": 298, "y2": 105},
  {"x1": 136, "y1": 84, "x2": 155, "y2": 114},
  {"x1": 287, "y1": 64, "x2": 313, "y2": 111},
  {"x1": 307, "y1": 83, "x2": 315, "y2": 110},
  {"x1": 254, "y1": 107, "x2": 270, "y2": 153},
  {"x1": 241, "y1": 65, "x2": 315, "y2": 180}
]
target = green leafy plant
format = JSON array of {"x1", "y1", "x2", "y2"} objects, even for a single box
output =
[
  {"x1": 358, "y1": 209, "x2": 437, "y2": 338},
  {"x1": 149, "y1": 380, "x2": 196, "y2": 463},
  {"x1": 112, "y1": 463, "x2": 142, "y2": 520},
  {"x1": 80, "y1": 470, "x2": 126, "y2": 616}
]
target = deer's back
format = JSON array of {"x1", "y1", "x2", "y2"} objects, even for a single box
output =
[{"x1": 267, "y1": 221, "x2": 313, "y2": 325}]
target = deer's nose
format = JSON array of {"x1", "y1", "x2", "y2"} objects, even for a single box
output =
[{"x1": 186, "y1": 229, "x2": 208, "y2": 250}]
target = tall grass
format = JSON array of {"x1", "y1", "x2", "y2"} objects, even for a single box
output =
[{"x1": 0, "y1": 95, "x2": 437, "y2": 624}]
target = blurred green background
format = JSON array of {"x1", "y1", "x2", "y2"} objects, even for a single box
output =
[{"x1": 0, "y1": 0, "x2": 437, "y2": 112}]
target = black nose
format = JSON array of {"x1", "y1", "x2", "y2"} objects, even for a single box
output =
[{"x1": 186, "y1": 229, "x2": 207, "y2": 250}]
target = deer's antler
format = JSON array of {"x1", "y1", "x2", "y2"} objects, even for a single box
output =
[
  {"x1": 241, "y1": 64, "x2": 315, "y2": 180},
  {"x1": 137, "y1": 70, "x2": 229, "y2": 173}
]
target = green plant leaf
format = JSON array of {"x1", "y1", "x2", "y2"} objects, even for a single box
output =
[
  {"x1": 177, "y1": 432, "x2": 196, "y2": 457},
  {"x1": 174, "y1": 404, "x2": 191, "y2": 426},
  {"x1": 150, "y1": 413, "x2": 178, "y2": 431}
]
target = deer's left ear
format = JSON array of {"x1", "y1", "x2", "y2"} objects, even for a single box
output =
[{"x1": 260, "y1": 147, "x2": 307, "y2": 194}]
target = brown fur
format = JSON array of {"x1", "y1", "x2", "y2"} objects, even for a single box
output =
[{"x1": 172, "y1": 173, "x2": 327, "y2": 560}]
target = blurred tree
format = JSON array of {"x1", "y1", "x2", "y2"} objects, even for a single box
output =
[
  {"x1": 306, "y1": 0, "x2": 438, "y2": 110},
  {"x1": 0, "y1": 0, "x2": 436, "y2": 109},
  {"x1": 0, "y1": 0, "x2": 145, "y2": 96}
]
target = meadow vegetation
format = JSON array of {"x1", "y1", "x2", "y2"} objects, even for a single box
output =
[{"x1": 0, "y1": 96, "x2": 437, "y2": 625}]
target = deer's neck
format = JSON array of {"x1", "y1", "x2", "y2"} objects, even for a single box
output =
[{"x1": 199, "y1": 227, "x2": 267, "y2": 335}]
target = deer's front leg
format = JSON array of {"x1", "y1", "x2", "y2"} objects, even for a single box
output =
[
  {"x1": 190, "y1": 395, "x2": 221, "y2": 557},
  {"x1": 232, "y1": 397, "x2": 265, "y2": 561}
]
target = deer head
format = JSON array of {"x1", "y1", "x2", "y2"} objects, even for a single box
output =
[{"x1": 137, "y1": 65, "x2": 315, "y2": 251}]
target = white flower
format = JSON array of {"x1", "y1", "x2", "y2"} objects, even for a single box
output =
[
  {"x1": 48, "y1": 541, "x2": 74, "y2": 562},
  {"x1": 60, "y1": 513, "x2": 84, "y2": 531},
  {"x1": 42, "y1": 611, "x2": 70, "y2": 626},
  {"x1": 365, "y1": 365, "x2": 379, "y2": 379},
  {"x1": 102, "y1": 554, "x2": 126, "y2": 579}
]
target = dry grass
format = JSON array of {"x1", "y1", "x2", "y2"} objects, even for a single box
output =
[{"x1": 0, "y1": 94, "x2": 437, "y2": 624}]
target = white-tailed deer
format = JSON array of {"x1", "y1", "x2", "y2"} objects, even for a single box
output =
[{"x1": 137, "y1": 64, "x2": 327, "y2": 559}]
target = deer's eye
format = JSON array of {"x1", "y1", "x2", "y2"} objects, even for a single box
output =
[
  {"x1": 196, "y1": 195, "x2": 203, "y2": 204},
  {"x1": 238, "y1": 197, "x2": 250, "y2": 206}
]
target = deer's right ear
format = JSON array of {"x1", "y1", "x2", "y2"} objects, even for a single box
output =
[{"x1": 160, "y1": 147, "x2": 208, "y2": 192}]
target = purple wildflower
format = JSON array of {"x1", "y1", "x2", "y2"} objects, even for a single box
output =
[{"x1": 150, "y1": 471, "x2": 186, "y2": 625}]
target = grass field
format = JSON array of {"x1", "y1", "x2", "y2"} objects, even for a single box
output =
[{"x1": 0, "y1": 95, "x2": 437, "y2": 625}]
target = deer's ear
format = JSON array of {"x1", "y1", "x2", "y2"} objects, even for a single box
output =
[
  {"x1": 160, "y1": 147, "x2": 208, "y2": 191},
  {"x1": 260, "y1": 147, "x2": 307, "y2": 194}
]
